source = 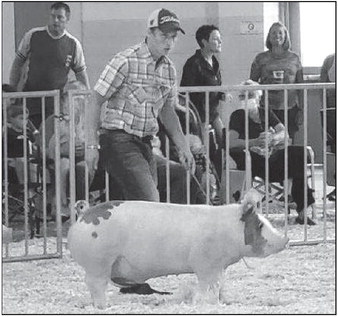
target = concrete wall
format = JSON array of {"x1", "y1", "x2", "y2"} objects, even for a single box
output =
[
  {"x1": 2, "y1": 2, "x2": 15, "y2": 83},
  {"x1": 81, "y1": 2, "x2": 266, "y2": 87},
  {"x1": 1, "y1": 2, "x2": 327, "y2": 162}
]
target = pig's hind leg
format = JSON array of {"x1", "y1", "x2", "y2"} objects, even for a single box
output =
[{"x1": 85, "y1": 271, "x2": 109, "y2": 309}]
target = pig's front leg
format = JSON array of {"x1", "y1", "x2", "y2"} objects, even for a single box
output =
[
  {"x1": 193, "y1": 269, "x2": 223, "y2": 304},
  {"x1": 85, "y1": 272, "x2": 109, "y2": 309}
]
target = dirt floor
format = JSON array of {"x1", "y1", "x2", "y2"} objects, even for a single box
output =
[{"x1": 2, "y1": 202, "x2": 336, "y2": 314}]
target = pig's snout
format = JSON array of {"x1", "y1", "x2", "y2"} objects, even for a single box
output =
[{"x1": 271, "y1": 234, "x2": 289, "y2": 253}]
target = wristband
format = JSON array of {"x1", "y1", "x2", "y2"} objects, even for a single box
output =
[{"x1": 87, "y1": 145, "x2": 101, "y2": 150}]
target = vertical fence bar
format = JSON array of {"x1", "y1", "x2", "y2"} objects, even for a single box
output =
[
  {"x1": 105, "y1": 171, "x2": 110, "y2": 202},
  {"x1": 284, "y1": 89, "x2": 289, "y2": 235},
  {"x1": 322, "y1": 88, "x2": 327, "y2": 241},
  {"x1": 303, "y1": 89, "x2": 308, "y2": 241},
  {"x1": 264, "y1": 89, "x2": 269, "y2": 215},
  {"x1": 205, "y1": 92, "x2": 210, "y2": 204},
  {"x1": 165, "y1": 135, "x2": 171, "y2": 203},
  {"x1": 185, "y1": 93, "x2": 191, "y2": 204},
  {"x1": 41, "y1": 97, "x2": 48, "y2": 253},
  {"x1": 225, "y1": 99, "x2": 230, "y2": 204},
  {"x1": 22, "y1": 97, "x2": 29, "y2": 255},
  {"x1": 84, "y1": 100, "x2": 90, "y2": 204},
  {"x1": 54, "y1": 93, "x2": 62, "y2": 256},
  {"x1": 244, "y1": 91, "x2": 251, "y2": 193},
  {"x1": 68, "y1": 91, "x2": 76, "y2": 223},
  {"x1": 82, "y1": 93, "x2": 90, "y2": 203},
  {"x1": 3, "y1": 97, "x2": 9, "y2": 257},
  {"x1": 262, "y1": 90, "x2": 269, "y2": 212}
]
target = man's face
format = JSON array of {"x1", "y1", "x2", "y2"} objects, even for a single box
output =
[
  {"x1": 48, "y1": 8, "x2": 69, "y2": 36},
  {"x1": 148, "y1": 28, "x2": 178, "y2": 60}
]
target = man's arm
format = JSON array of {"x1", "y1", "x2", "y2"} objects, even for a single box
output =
[
  {"x1": 75, "y1": 69, "x2": 90, "y2": 89},
  {"x1": 9, "y1": 55, "x2": 26, "y2": 90},
  {"x1": 86, "y1": 91, "x2": 105, "y2": 144},
  {"x1": 159, "y1": 101, "x2": 195, "y2": 173},
  {"x1": 9, "y1": 30, "x2": 32, "y2": 91}
]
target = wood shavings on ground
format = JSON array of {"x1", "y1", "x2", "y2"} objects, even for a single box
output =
[{"x1": 2, "y1": 235, "x2": 335, "y2": 314}]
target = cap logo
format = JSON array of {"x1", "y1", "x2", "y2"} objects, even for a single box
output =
[{"x1": 160, "y1": 16, "x2": 179, "y2": 25}]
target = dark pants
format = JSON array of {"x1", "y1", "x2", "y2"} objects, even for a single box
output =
[
  {"x1": 271, "y1": 106, "x2": 301, "y2": 140},
  {"x1": 231, "y1": 145, "x2": 315, "y2": 212},
  {"x1": 155, "y1": 154, "x2": 187, "y2": 204},
  {"x1": 99, "y1": 129, "x2": 159, "y2": 201}
]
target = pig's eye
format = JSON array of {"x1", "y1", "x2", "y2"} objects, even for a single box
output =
[{"x1": 259, "y1": 222, "x2": 264, "y2": 229}]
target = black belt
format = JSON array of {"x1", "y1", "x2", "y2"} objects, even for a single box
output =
[{"x1": 101, "y1": 128, "x2": 153, "y2": 144}]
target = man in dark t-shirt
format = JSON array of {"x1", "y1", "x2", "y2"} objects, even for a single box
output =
[{"x1": 9, "y1": 2, "x2": 90, "y2": 128}]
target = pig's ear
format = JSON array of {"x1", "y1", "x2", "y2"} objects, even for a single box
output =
[
  {"x1": 240, "y1": 203, "x2": 254, "y2": 222},
  {"x1": 240, "y1": 205, "x2": 267, "y2": 255},
  {"x1": 241, "y1": 189, "x2": 262, "y2": 212},
  {"x1": 74, "y1": 200, "x2": 90, "y2": 219}
]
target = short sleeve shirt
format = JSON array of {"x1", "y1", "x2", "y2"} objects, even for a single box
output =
[
  {"x1": 94, "y1": 41, "x2": 178, "y2": 138},
  {"x1": 250, "y1": 50, "x2": 303, "y2": 110},
  {"x1": 17, "y1": 26, "x2": 87, "y2": 92}
]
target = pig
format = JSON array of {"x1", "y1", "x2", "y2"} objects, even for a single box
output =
[{"x1": 67, "y1": 190, "x2": 288, "y2": 309}]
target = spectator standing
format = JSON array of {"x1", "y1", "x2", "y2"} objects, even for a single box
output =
[
  {"x1": 85, "y1": 8, "x2": 195, "y2": 205},
  {"x1": 250, "y1": 22, "x2": 303, "y2": 141},
  {"x1": 9, "y1": 2, "x2": 90, "y2": 128},
  {"x1": 181, "y1": 25, "x2": 224, "y2": 146}
]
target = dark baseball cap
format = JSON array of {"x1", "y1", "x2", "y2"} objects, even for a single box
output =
[{"x1": 147, "y1": 8, "x2": 185, "y2": 34}]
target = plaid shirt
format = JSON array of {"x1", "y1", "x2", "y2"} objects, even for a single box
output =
[{"x1": 94, "y1": 41, "x2": 178, "y2": 138}]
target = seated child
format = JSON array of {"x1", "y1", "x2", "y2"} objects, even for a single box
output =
[
  {"x1": 4, "y1": 105, "x2": 36, "y2": 189},
  {"x1": 45, "y1": 81, "x2": 94, "y2": 218}
]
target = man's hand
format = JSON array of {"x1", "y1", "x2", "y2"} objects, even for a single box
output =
[
  {"x1": 85, "y1": 148, "x2": 99, "y2": 174},
  {"x1": 178, "y1": 149, "x2": 196, "y2": 175}
]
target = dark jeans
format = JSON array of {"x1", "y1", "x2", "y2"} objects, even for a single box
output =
[
  {"x1": 99, "y1": 129, "x2": 159, "y2": 201},
  {"x1": 272, "y1": 106, "x2": 300, "y2": 140},
  {"x1": 231, "y1": 145, "x2": 315, "y2": 212},
  {"x1": 155, "y1": 154, "x2": 187, "y2": 204}
]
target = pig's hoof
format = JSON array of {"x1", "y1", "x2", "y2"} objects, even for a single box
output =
[{"x1": 120, "y1": 283, "x2": 172, "y2": 295}]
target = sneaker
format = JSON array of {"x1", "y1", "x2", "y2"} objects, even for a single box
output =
[
  {"x1": 295, "y1": 212, "x2": 316, "y2": 226},
  {"x1": 278, "y1": 194, "x2": 294, "y2": 203}
]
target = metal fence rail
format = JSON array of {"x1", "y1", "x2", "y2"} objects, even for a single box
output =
[
  {"x1": 2, "y1": 83, "x2": 335, "y2": 263},
  {"x1": 2, "y1": 90, "x2": 63, "y2": 262},
  {"x1": 178, "y1": 82, "x2": 335, "y2": 246}
]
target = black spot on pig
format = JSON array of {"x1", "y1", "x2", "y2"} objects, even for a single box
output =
[
  {"x1": 92, "y1": 232, "x2": 98, "y2": 238},
  {"x1": 79, "y1": 201, "x2": 124, "y2": 225}
]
